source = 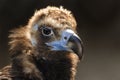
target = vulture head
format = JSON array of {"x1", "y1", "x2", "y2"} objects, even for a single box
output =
[
  {"x1": 28, "y1": 6, "x2": 83, "y2": 60},
  {"x1": 0, "y1": 6, "x2": 83, "y2": 80}
]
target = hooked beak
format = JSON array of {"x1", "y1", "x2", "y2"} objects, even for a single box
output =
[{"x1": 46, "y1": 29, "x2": 83, "y2": 60}]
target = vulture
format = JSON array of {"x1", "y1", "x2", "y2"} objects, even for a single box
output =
[{"x1": 0, "y1": 6, "x2": 83, "y2": 80}]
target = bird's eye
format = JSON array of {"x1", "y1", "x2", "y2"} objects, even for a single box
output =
[{"x1": 42, "y1": 27, "x2": 53, "y2": 36}]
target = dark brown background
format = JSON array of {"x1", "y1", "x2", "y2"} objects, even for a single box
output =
[{"x1": 0, "y1": 0, "x2": 120, "y2": 80}]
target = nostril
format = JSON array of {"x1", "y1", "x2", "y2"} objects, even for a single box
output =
[{"x1": 64, "y1": 36, "x2": 67, "y2": 40}]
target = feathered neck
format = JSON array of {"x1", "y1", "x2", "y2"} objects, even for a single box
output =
[{"x1": 34, "y1": 51, "x2": 78, "y2": 80}]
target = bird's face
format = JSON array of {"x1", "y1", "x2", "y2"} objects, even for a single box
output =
[
  {"x1": 29, "y1": 7, "x2": 83, "y2": 61},
  {"x1": 30, "y1": 18, "x2": 83, "y2": 61}
]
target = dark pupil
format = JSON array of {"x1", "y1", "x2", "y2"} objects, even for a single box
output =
[{"x1": 43, "y1": 28, "x2": 51, "y2": 35}]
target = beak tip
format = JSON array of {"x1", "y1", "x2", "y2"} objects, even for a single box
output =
[{"x1": 68, "y1": 35, "x2": 83, "y2": 60}]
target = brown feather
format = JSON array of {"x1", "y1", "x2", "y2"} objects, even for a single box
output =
[{"x1": 0, "y1": 6, "x2": 80, "y2": 80}]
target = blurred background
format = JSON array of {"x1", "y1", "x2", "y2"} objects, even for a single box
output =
[{"x1": 0, "y1": 0, "x2": 120, "y2": 80}]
